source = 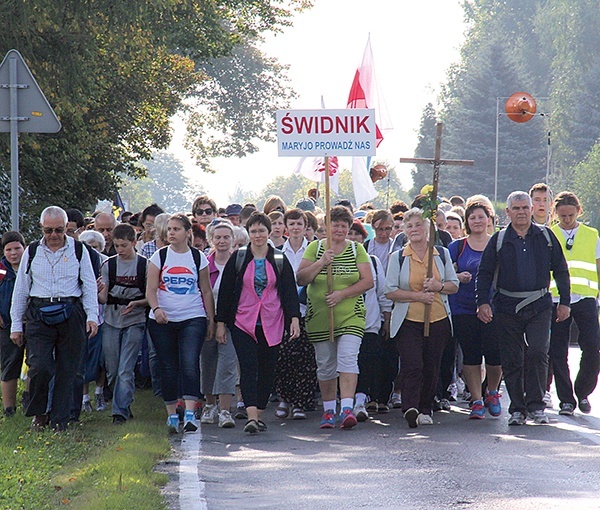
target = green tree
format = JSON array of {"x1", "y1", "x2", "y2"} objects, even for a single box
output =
[
  {"x1": 410, "y1": 103, "x2": 438, "y2": 197},
  {"x1": 572, "y1": 142, "x2": 600, "y2": 230},
  {"x1": 0, "y1": 0, "x2": 309, "y2": 231}
]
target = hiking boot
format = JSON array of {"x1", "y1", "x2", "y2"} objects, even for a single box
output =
[
  {"x1": 113, "y1": 415, "x2": 127, "y2": 426},
  {"x1": 81, "y1": 399, "x2": 93, "y2": 413},
  {"x1": 94, "y1": 392, "x2": 106, "y2": 412}
]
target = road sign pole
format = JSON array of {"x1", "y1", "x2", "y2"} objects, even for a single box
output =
[{"x1": 9, "y1": 56, "x2": 19, "y2": 231}]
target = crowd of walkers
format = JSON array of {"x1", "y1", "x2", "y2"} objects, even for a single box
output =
[{"x1": 0, "y1": 183, "x2": 598, "y2": 435}]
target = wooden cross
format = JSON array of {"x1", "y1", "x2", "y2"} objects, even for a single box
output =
[{"x1": 399, "y1": 122, "x2": 474, "y2": 337}]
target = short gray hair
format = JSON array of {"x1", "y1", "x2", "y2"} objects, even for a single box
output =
[
  {"x1": 506, "y1": 191, "x2": 531, "y2": 209},
  {"x1": 40, "y1": 206, "x2": 68, "y2": 225},
  {"x1": 403, "y1": 207, "x2": 430, "y2": 228},
  {"x1": 79, "y1": 230, "x2": 106, "y2": 252}
]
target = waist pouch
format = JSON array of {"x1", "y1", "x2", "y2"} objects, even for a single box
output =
[{"x1": 38, "y1": 303, "x2": 74, "y2": 326}]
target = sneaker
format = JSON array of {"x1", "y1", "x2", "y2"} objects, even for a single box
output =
[
  {"x1": 94, "y1": 392, "x2": 106, "y2": 412},
  {"x1": 469, "y1": 400, "x2": 485, "y2": 420},
  {"x1": 81, "y1": 400, "x2": 93, "y2": 413},
  {"x1": 183, "y1": 410, "x2": 198, "y2": 432},
  {"x1": 194, "y1": 401, "x2": 203, "y2": 419},
  {"x1": 166, "y1": 414, "x2": 180, "y2": 434},
  {"x1": 578, "y1": 398, "x2": 592, "y2": 414},
  {"x1": 291, "y1": 408, "x2": 306, "y2": 420},
  {"x1": 404, "y1": 407, "x2": 419, "y2": 428},
  {"x1": 543, "y1": 391, "x2": 554, "y2": 409},
  {"x1": 218, "y1": 409, "x2": 235, "y2": 428},
  {"x1": 559, "y1": 403, "x2": 575, "y2": 416},
  {"x1": 320, "y1": 409, "x2": 336, "y2": 429},
  {"x1": 378, "y1": 403, "x2": 390, "y2": 414},
  {"x1": 234, "y1": 405, "x2": 248, "y2": 420},
  {"x1": 3, "y1": 406, "x2": 15, "y2": 418},
  {"x1": 439, "y1": 398, "x2": 451, "y2": 411},
  {"x1": 244, "y1": 420, "x2": 259, "y2": 434},
  {"x1": 339, "y1": 407, "x2": 357, "y2": 429},
  {"x1": 353, "y1": 404, "x2": 369, "y2": 422},
  {"x1": 528, "y1": 410, "x2": 549, "y2": 424},
  {"x1": 112, "y1": 415, "x2": 126, "y2": 426},
  {"x1": 508, "y1": 411, "x2": 526, "y2": 426},
  {"x1": 484, "y1": 390, "x2": 502, "y2": 417},
  {"x1": 389, "y1": 393, "x2": 402, "y2": 408},
  {"x1": 417, "y1": 413, "x2": 433, "y2": 425},
  {"x1": 200, "y1": 404, "x2": 218, "y2": 424}
]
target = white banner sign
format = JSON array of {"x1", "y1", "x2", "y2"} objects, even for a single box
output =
[{"x1": 276, "y1": 108, "x2": 376, "y2": 157}]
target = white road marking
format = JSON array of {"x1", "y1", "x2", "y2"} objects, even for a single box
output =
[{"x1": 179, "y1": 428, "x2": 207, "y2": 509}]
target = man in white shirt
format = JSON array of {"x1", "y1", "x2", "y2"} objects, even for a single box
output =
[{"x1": 11, "y1": 206, "x2": 99, "y2": 431}]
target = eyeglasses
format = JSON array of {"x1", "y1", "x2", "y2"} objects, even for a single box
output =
[
  {"x1": 194, "y1": 208, "x2": 214, "y2": 216},
  {"x1": 566, "y1": 237, "x2": 574, "y2": 250},
  {"x1": 43, "y1": 227, "x2": 65, "y2": 234}
]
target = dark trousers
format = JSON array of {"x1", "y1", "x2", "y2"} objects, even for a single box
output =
[
  {"x1": 148, "y1": 317, "x2": 206, "y2": 404},
  {"x1": 395, "y1": 318, "x2": 451, "y2": 415},
  {"x1": 231, "y1": 325, "x2": 280, "y2": 410},
  {"x1": 495, "y1": 307, "x2": 552, "y2": 415},
  {"x1": 25, "y1": 302, "x2": 86, "y2": 426},
  {"x1": 550, "y1": 298, "x2": 600, "y2": 405},
  {"x1": 436, "y1": 335, "x2": 457, "y2": 400},
  {"x1": 357, "y1": 329, "x2": 398, "y2": 403}
]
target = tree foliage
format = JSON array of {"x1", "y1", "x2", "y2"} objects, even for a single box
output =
[
  {"x1": 414, "y1": 0, "x2": 600, "y2": 201},
  {"x1": 0, "y1": 0, "x2": 309, "y2": 231}
]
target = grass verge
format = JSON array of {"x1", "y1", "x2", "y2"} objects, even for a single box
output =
[{"x1": 0, "y1": 387, "x2": 172, "y2": 509}]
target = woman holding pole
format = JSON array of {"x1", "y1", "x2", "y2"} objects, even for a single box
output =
[{"x1": 297, "y1": 205, "x2": 373, "y2": 430}]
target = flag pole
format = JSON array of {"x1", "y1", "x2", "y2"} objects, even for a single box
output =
[{"x1": 324, "y1": 156, "x2": 334, "y2": 342}]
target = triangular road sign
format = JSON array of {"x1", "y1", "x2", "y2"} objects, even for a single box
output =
[{"x1": 0, "y1": 49, "x2": 61, "y2": 133}]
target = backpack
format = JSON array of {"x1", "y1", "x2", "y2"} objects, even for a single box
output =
[
  {"x1": 157, "y1": 246, "x2": 203, "y2": 287},
  {"x1": 106, "y1": 254, "x2": 147, "y2": 306},
  {"x1": 234, "y1": 245, "x2": 284, "y2": 275},
  {"x1": 26, "y1": 240, "x2": 84, "y2": 285}
]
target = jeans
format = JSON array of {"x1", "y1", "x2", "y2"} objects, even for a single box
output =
[
  {"x1": 550, "y1": 298, "x2": 600, "y2": 405},
  {"x1": 495, "y1": 307, "x2": 552, "y2": 414},
  {"x1": 148, "y1": 317, "x2": 207, "y2": 404},
  {"x1": 103, "y1": 322, "x2": 146, "y2": 418},
  {"x1": 25, "y1": 301, "x2": 86, "y2": 426}
]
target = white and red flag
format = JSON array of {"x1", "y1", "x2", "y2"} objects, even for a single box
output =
[{"x1": 347, "y1": 36, "x2": 393, "y2": 206}]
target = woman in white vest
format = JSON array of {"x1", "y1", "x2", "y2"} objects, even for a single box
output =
[{"x1": 549, "y1": 191, "x2": 600, "y2": 416}]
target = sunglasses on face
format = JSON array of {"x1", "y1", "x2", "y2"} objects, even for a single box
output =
[
  {"x1": 43, "y1": 227, "x2": 65, "y2": 234},
  {"x1": 195, "y1": 208, "x2": 214, "y2": 216}
]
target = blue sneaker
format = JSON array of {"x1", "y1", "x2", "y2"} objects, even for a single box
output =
[
  {"x1": 166, "y1": 413, "x2": 180, "y2": 434},
  {"x1": 320, "y1": 409, "x2": 336, "y2": 429},
  {"x1": 485, "y1": 390, "x2": 502, "y2": 417},
  {"x1": 183, "y1": 410, "x2": 198, "y2": 432},
  {"x1": 339, "y1": 407, "x2": 357, "y2": 429},
  {"x1": 469, "y1": 400, "x2": 485, "y2": 419}
]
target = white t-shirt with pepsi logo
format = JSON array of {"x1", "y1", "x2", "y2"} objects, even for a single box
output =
[{"x1": 149, "y1": 247, "x2": 208, "y2": 322}]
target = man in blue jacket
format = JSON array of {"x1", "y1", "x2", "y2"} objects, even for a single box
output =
[{"x1": 475, "y1": 191, "x2": 570, "y2": 426}]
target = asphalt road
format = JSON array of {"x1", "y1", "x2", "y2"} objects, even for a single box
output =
[{"x1": 166, "y1": 348, "x2": 600, "y2": 510}]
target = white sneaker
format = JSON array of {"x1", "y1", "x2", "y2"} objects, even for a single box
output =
[
  {"x1": 543, "y1": 391, "x2": 554, "y2": 409},
  {"x1": 417, "y1": 413, "x2": 433, "y2": 425},
  {"x1": 389, "y1": 393, "x2": 402, "y2": 408},
  {"x1": 200, "y1": 404, "x2": 218, "y2": 424},
  {"x1": 353, "y1": 404, "x2": 369, "y2": 422},
  {"x1": 218, "y1": 409, "x2": 235, "y2": 428}
]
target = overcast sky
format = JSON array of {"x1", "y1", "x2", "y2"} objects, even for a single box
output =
[{"x1": 170, "y1": 0, "x2": 468, "y2": 207}]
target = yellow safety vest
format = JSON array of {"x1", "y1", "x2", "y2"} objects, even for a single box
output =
[{"x1": 550, "y1": 223, "x2": 599, "y2": 298}]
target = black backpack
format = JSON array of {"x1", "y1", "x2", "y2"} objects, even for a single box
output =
[
  {"x1": 106, "y1": 254, "x2": 147, "y2": 306},
  {"x1": 26, "y1": 240, "x2": 84, "y2": 285}
]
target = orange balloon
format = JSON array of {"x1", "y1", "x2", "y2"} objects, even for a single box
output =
[
  {"x1": 370, "y1": 164, "x2": 388, "y2": 183},
  {"x1": 505, "y1": 92, "x2": 537, "y2": 123}
]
